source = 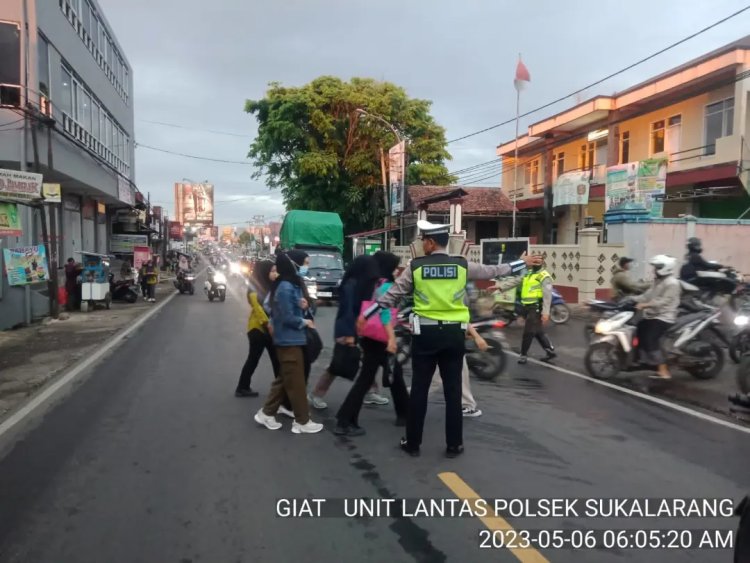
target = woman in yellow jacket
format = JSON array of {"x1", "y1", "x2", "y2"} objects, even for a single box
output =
[{"x1": 235, "y1": 260, "x2": 280, "y2": 397}]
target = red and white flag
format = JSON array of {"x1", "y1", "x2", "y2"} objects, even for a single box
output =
[{"x1": 514, "y1": 55, "x2": 530, "y2": 91}]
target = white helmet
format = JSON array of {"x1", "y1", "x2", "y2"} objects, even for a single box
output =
[{"x1": 649, "y1": 254, "x2": 677, "y2": 277}]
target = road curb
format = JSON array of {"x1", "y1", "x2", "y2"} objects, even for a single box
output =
[{"x1": 0, "y1": 289, "x2": 179, "y2": 461}]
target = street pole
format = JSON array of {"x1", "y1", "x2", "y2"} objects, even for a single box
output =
[
  {"x1": 380, "y1": 147, "x2": 389, "y2": 250},
  {"x1": 512, "y1": 87, "x2": 520, "y2": 239}
]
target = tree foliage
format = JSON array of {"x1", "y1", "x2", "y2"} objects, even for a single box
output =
[
  {"x1": 245, "y1": 77, "x2": 456, "y2": 235},
  {"x1": 238, "y1": 231, "x2": 253, "y2": 247}
]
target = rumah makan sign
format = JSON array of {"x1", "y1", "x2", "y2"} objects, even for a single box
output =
[{"x1": 0, "y1": 168, "x2": 43, "y2": 203}]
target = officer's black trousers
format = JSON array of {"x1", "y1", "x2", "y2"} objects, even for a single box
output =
[
  {"x1": 407, "y1": 324, "x2": 465, "y2": 449},
  {"x1": 521, "y1": 305, "x2": 552, "y2": 355}
]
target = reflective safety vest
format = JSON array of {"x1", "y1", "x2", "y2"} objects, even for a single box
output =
[
  {"x1": 411, "y1": 254, "x2": 469, "y2": 322},
  {"x1": 520, "y1": 270, "x2": 551, "y2": 305}
]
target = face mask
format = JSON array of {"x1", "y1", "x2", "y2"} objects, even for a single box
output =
[{"x1": 298, "y1": 266, "x2": 309, "y2": 276}]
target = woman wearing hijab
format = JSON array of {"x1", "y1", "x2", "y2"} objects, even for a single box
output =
[
  {"x1": 235, "y1": 259, "x2": 279, "y2": 397},
  {"x1": 335, "y1": 252, "x2": 402, "y2": 436},
  {"x1": 255, "y1": 252, "x2": 323, "y2": 434},
  {"x1": 308, "y1": 255, "x2": 382, "y2": 409}
]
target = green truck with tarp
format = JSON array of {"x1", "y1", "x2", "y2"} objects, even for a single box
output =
[{"x1": 279, "y1": 210, "x2": 345, "y2": 300}]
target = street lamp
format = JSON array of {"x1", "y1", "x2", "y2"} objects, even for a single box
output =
[{"x1": 355, "y1": 108, "x2": 404, "y2": 250}]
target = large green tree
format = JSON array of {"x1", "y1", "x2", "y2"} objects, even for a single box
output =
[{"x1": 245, "y1": 77, "x2": 456, "y2": 236}]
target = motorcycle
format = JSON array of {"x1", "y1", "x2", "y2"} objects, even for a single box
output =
[
  {"x1": 108, "y1": 273, "x2": 139, "y2": 303},
  {"x1": 394, "y1": 303, "x2": 508, "y2": 381},
  {"x1": 205, "y1": 271, "x2": 227, "y2": 302},
  {"x1": 584, "y1": 301, "x2": 725, "y2": 380},
  {"x1": 685, "y1": 267, "x2": 748, "y2": 309},
  {"x1": 493, "y1": 287, "x2": 571, "y2": 325},
  {"x1": 174, "y1": 270, "x2": 196, "y2": 295}
]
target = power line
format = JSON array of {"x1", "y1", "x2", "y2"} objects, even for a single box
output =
[
  {"x1": 135, "y1": 143, "x2": 253, "y2": 165},
  {"x1": 446, "y1": 4, "x2": 750, "y2": 144},
  {"x1": 138, "y1": 119, "x2": 248, "y2": 138}
]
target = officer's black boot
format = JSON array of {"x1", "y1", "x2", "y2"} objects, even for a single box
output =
[{"x1": 519, "y1": 333, "x2": 533, "y2": 364}]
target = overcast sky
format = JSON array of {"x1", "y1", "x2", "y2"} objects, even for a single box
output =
[{"x1": 98, "y1": 0, "x2": 750, "y2": 227}]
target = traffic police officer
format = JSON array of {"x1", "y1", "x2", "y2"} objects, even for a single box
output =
[
  {"x1": 517, "y1": 263, "x2": 556, "y2": 364},
  {"x1": 362, "y1": 220, "x2": 541, "y2": 457}
]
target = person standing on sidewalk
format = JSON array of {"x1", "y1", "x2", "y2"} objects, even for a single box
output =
[
  {"x1": 308, "y1": 256, "x2": 385, "y2": 410},
  {"x1": 142, "y1": 260, "x2": 159, "y2": 303},
  {"x1": 362, "y1": 220, "x2": 541, "y2": 458},
  {"x1": 517, "y1": 263, "x2": 555, "y2": 364},
  {"x1": 64, "y1": 258, "x2": 82, "y2": 311},
  {"x1": 235, "y1": 259, "x2": 279, "y2": 398},
  {"x1": 255, "y1": 253, "x2": 323, "y2": 434},
  {"x1": 334, "y1": 252, "x2": 401, "y2": 436}
]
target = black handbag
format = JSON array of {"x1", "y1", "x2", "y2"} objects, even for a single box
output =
[
  {"x1": 329, "y1": 343, "x2": 361, "y2": 381},
  {"x1": 306, "y1": 327, "x2": 323, "y2": 364}
]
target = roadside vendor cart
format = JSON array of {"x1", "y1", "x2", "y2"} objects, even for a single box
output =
[{"x1": 77, "y1": 251, "x2": 112, "y2": 312}]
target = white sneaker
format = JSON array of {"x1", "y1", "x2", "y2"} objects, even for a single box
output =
[
  {"x1": 462, "y1": 407, "x2": 483, "y2": 418},
  {"x1": 254, "y1": 409, "x2": 282, "y2": 430},
  {"x1": 292, "y1": 420, "x2": 324, "y2": 434},
  {"x1": 364, "y1": 392, "x2": 389, "y2": 406},
  {"x1": 277, "y1": 405, "x2": 295, "y2": 419},
  {"x1": 308, "y1": 394, "x2": 328, "y2": 410}
]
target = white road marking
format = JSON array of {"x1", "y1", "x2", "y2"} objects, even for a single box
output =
[
  {"x1": 0, "y1": 290, "x2": 179, "y2": 443},
  {"x1": 505, "y1": 350, "x2": 750, "y2": 435}
]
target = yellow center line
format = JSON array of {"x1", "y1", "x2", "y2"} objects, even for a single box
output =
[{"x1": 438, "y1": 472, "x2": 550, "y2": 563}]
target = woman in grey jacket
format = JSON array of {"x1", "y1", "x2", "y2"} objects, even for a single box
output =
[{"x1": 632, "y1": 255, "x2": 681, "y2": 379}]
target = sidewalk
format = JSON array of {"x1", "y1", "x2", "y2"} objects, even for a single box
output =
[{"x1": 0, "y1": 281, "x2": 174, "y2": 422}]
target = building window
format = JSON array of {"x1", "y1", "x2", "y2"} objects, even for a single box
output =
[
  {"x1": 524, "y1": 159, "x2": 540, "y2": 190},
  {"x1": 620, "y1": 131, "x2": 630, "y2": 164},
  {"x1": 666, "y1": 115, "x2": 681, "y2": 155},
  {"x1": 704, "y1": 98, "x2": 734, "y2": 155},
  {"x1": 0, "y1": 22, "x2": 21, "y2": 106},
  {"x1": 651, "y1": 120, "x2": 665, "y2": 154},
  {"x1": 60, "y1": 66, "x2": 73, "y2": 115},
  {"x1": 554, "y1": 152, "x2": 564, "y2": 179},
  {"x1": 579, "y1": 142, "x2": 594, "y2": 170},
  {"x1": 91, "y1": 102, "x2": 100, "y2": 139}
]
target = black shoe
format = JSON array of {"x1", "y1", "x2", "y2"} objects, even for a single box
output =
[
  {"x1": 235, "y1": 388, "x2": 259, "y2": 398},
  {"x1": 394, "y1": 416, "x2": 407, "y2": 427},
  {"x1": 446, "y1": 445, "x2": 464, "y2": 459},
  {"x1": 334, "y1": 424, "x2": 366, "y2": 437},
  {"x1": 543, "y1": 349, "x2": 557, "y2": 361},
  {"x1": 518, "y1": 355, "x2": 528, "y2": 364},
  {"x1": 399, "y1": 437, "x2": 420, "y2": 457}
]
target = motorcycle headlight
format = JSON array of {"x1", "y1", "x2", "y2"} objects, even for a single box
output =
[
  {"x1": 214, "y1": 273, "x2": 227, "y2": 284},
  {"x1": 594, "y1": 320, "x2": 615, "y2": 334},
  {"x1": 186, "y1": 276, "x2": 195, "y2": 281},
  {"x1": 230, "y1": 263, "x2": 241, "y2": 274},
  {"x1": 734, "y1": 315, "x2": 749, "y2": 327}
]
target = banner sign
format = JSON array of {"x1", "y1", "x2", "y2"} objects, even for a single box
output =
[
  {"x1": 118, "y1": 176, "x2": 134, "y2": 206},
  {"x1": 42, "y1": 183, "x2": 62, "y2": 203},
  {"x1": 0, "y1": 202, "x2": 22, "y2": 236},
  {"x1": 174, "y1": 182, "x2": 214, "y2": 226},
  {"x1": 110, "y1": 234, "x2": 148, "y2": 254},
  {"x1": 0, "y1": 168, "x2": 43, "y2": 203},
  {"x1": 133, "y1": 246, "x2": 151, "y2": 270},
  {"x1": 152, "y1": 206, "x2": 162, "y2": 221},
  {"x1": 606, "y1": 158, "x2": 667, "y2": 218},
  {"x1": 3, "y1": 245, "x2": 50, "y2": 286},
  {"x1": 169, "y1": 221, "x2": 183, "y2": 240},
  {"x1": 552, "y1": 170, "x2": 591, "y2": 207},
  {"x1": 388, "y1": 141, "x2": 406, "y2": 216}
]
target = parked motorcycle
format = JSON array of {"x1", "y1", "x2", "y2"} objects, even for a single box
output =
[
  {"x1": 108, "y1": 273, "x2": 139, "y2": 303},
  {"x1": 174, "y1": 270, "x2": 196, "y2": 295},
  {"x1": 584, "y1": 301, "x2": 725, "y2": 380},
  {"x1": 493, "y1": 287, "x2": 570, "y2": 325},
  {"x1": 205, "y1": 270, "x2": 227, "y2": 302}
]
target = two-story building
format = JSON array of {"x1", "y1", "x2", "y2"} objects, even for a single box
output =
[
  {"x1": 0, "y1": 0, "x2": 136, "y2": 328},
  {"x1": 497, "y1": 35, "x2": 750, "y2": 244}
]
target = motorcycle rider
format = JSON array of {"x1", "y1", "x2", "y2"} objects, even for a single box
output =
[
  {"x1": 632, "y1": 255, "x2": 682, "y2": 380},
  {"x1": 518, "y1": 262, "x2": 555, "y2": 364},
  {"x1": 679, "y1": 237, "x2": 723, "y2": 282},
  {"x1": 611, "y1": 257, "x2": 649, "y2": 301}
]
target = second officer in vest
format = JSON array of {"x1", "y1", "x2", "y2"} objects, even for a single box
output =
[
  {"x1": 363, "y1": 221, "x2": 542, "y2": 458},
  {"x1": 517, "y1": 263, "x2": 556, "y2": 364}
]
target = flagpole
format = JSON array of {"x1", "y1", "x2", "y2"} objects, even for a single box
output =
[{"x1": 512, "y1": 86, "x2": 520, "y2": 239}]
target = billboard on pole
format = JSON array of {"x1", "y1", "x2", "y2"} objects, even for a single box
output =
[
  {"x1": 174, "y1": 182, "x2": 214, "y2": 226},
  {"x1": 388, "y1": 141, "x2": 406, "y2": 215}
]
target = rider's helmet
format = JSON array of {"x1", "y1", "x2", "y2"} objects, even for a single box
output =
[
  {"x1": 687, "y1": 237, "x2": 702, "y2": 253},
  {"x1": 649, "y1": 255, "x2": 677, "y2": 278}
]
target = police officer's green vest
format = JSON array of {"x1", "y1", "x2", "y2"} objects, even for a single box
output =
[
  {"x1": 519, "y1": 270, "x2": 551, "y2": 305},
  {"x1": 410, "y1": 254, "x2": 469, "y2": 322}
]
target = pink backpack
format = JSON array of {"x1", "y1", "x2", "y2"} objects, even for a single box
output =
[{"x1": 358, "y1": 279, "x2": 397, "y2": 343}]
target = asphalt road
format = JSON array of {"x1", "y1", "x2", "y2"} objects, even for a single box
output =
[{"x1": 0, "y1": 277, "x2": 747, "y2": 563}]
